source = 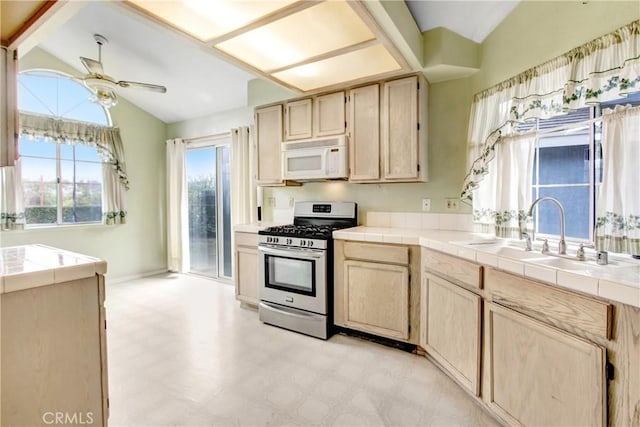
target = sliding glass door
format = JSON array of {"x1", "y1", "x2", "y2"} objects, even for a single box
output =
[{"x1": 185, "y1": 141, "x2": 232, "y2": 279}]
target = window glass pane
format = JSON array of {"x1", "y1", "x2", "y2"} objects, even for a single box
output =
[
  {"x1": 18, "y1": 138, "x2": 56, "y2": 158},
  {"x1": 75, "y1": 144, "x2": 103, "y2": 162},
  {"x1": 60, "y1": 160, "x2": 103, "y2": 224},
  {"x1": 60, "y1": 144, "x2": 74, "y2": 160},
  {"x1": 537, "y1": 186, "x2": 590, "y2": 240},
  {"x1": 538, "y1": 136, "x2": 590, "y2": 185},
  {"x1": 18, "y1": 70, "x2": 109, "y2": 227},
  {"x1": 21, "y1": 157, "x2": 58, "y2": 225}
]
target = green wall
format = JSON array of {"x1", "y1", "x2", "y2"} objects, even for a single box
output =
[{"x1": 0, "y1": 47, "x2": 168, "y2": 280}]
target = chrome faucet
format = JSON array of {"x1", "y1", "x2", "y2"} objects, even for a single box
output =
[{"x1": 527, "y1": 197, "x2": 567, "y2": 255}]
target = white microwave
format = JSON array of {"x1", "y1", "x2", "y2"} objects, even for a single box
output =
[{"x1": 282, "y1": 135, "x2": 348, "y2": 181}]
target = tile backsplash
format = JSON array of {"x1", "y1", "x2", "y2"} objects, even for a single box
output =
[{"x1": 366, "y1": 211, "x2": 474, "y2": 232}]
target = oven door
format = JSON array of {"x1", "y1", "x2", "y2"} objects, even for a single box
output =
[{"x1": 258, "y1": 244, "x2": 327, "y2": 314}]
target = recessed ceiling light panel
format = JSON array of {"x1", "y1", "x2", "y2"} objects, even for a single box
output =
[
  {"x1": 273, "y1": 43, "x2": 401, "y2": 92},
  {"x1": 215, "y1": 1, "x2": 376, "y2": 71},
  {"x1": 128, "y1": 0, "x2": 297, "y2": 41}
]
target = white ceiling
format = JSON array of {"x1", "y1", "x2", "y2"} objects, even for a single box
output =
[
  {"x1": 406, "y1": 0, "x2": 519, "y2": 43},
  {"x1": 36, "y1": 1, "x2": 256, "y2": 124},
  {"x1": 30, "y1": 1, "x2": 518, "y2": 124}
]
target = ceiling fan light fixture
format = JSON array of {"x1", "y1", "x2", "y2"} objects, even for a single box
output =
[{"x1": 89, "y1": 88, "x2": 118, "y2": 108}]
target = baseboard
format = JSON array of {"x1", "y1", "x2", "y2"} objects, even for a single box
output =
[{"x1": 106, "y1": 269, "x2": 170, "y2": 284}]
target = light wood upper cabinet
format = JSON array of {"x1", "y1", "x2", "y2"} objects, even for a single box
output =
[
  {"x1": 314, "y1": 91, "x2": 345, "y2": 137},
  {"x1": 381, "y1": 75, "x2": 423, "y2": 181},
  {"x1": 284, "y1": 98, "x2": 312, "y2": 141},
  {"x1": 235, "y1": 232, "x2": 259, "y2": 306},
  {"x1": 344, "y1": 259, "x2": 410, "y2": 340},
  {"x1": 485, "y1": 302, "x2": 606, "y2": 427},
  {"x1": 423, "y1": 273, "x2": 481, "y2": 396},
  {"x1": 255, "y1": 105, "x2": 283, "y2": 185},
  {"x1": 348, "y1": 84, "x2": 380, "y2": 181}
]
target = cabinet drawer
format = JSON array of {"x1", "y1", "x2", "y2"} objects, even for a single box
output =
[
  {"x1": 422, "y1": 249, "x2": 482, "y2": 289},
  {"x1": 235, "y1": 232, "x2": 258, "y2": 247},
  {"x1": 485, "y1": 268, "x2": 612, "y2": 340},
  {"x1": 343, "y1": 241, "x2": 409, "y2": 265}
]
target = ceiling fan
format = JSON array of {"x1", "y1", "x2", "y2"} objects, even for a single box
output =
[{"x1": 78, "y1": 34, "x2": 167, "y2": 108}]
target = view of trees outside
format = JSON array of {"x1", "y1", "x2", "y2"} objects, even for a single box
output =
[
  {"x1": 186, "y1": 148, "x2": 218, "y2": 276},
  {"x1": 20, "y1": 140, "x2": 103, "y2": 225}
]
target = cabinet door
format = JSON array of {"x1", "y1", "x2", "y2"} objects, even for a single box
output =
[
  {"x1": 255, "y1": 105, "x2": 283, "y2": 185},
  {"x1": 424, "y1": 274, "x2": 481, "y2": 395},
  {"x1": 314, "y1": 91, "x2": 345, "y2": 137},
  {"x1": 486, "y1": 302, "x2": 606, "y2": 427},
  {"x1": 344, "y1": 260, "x2": 409, "y2": 340},
  {"x1": 348, "y1": 84, "x2": 380, "y2": 181},
  {"x1": 284, "y1": 98, "x2": 312, "y2": 140},
  {"x1": 236, "y1": 246, "x2": 259, "y2": 305},
  {"x1": 381, "y1": 76, "x2": 419, "y2": 180}
]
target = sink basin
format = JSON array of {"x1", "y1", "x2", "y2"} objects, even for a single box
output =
[
  {"x1": 528, "y1": 256, "x2": 629, "y2": 270},
  {"x1": 480, "y1": 245, "x2": 547, "y2": 260}
]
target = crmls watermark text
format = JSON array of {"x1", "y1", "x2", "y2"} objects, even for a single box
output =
[{"x1": 42, "y1": 412, "x2": 94, "y2": 425}]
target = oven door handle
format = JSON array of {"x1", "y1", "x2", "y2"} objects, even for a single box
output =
[{"x1": 258, "y1": 245, "x2": 325, "y2": 259}]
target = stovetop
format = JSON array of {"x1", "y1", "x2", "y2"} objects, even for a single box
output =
[{"x1": 259, "y1": 224, "x2": 339, "y2": 240}]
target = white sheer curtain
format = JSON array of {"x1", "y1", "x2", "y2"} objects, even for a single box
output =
[
  {"x1": 231, "y1": 126, "x2": 256, "y2": 225},
  {"x1": 1, "y1": 47, "x2": 17, "y2": 167},
  {"x1": 0, "y1": 159, "x2": 24, "y2": 230},
  {"x1": 595, "y1": 105, "x2": 640, "y2": 255},
  {"x1": 463, "y1": 20, "x2": 639, "y2": 202},
  {"x1": 472, "y1": 132, "x2": 536, "y2": 237},
  {"x1": 166, "y1": 138, "x2": 189, "y2": 272}
]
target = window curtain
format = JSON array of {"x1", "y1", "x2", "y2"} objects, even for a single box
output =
[
  {"x1": 0, "y1": 47, "x2": 22, "y2": 229},
  {"x1": 1, "y1": 47, "x2": 17, "y2": 167},
  {"x1": 19, "y1": 112, "x2": 130, "y2": 226},
  {"x1": 166, "y1": 138, "x2": 189, "y2": 273},
  {"x1": 0, "y1": 159, "x2": 24, "y2": 230},
  {"x1": 472, "y1": 132, "x2": 536, "y2": 237},
  {"x1": 462, "y1": 20, "x2": 639, "y2": 202},
  {"x1": 595, "y1": 105, "x2": 640, "y2": 255},
  {"x1": 231, "y1": 126, "x2": 256, "y2": 226}
]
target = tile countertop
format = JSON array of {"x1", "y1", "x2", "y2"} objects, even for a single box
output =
[
  {"x1": 0, "y1": 244, "x2": 107, "y2": 294},
  {"x1": 334, "y1": 226, "x2": 640, "y2": 309},
  {"x1": 233, "y1": 222, "x2": 286, "y2": 233}
]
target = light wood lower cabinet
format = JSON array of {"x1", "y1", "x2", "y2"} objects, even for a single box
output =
[
  {"x1": 423, "y1": 273, "x2": 481, "y2": 396},
  {"x1": 485, "y1": 302, "x2": 606, "y2": 427},
  {"x1": 1, "y1": 275, "x2": 108, "y2": 426},
  {"x1": 344, "y1": 260, "x2": 409, "y2": 340},
  {"x1": 234, "y1": 232, "x2": 259, "y2": 306},
  {"x1": 334, "y1": 240, "x2": 420, "y2": 343}
]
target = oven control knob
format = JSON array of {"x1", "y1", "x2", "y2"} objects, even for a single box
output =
[
  {"x1": 266, "y1": 237, "x2": 271, "y2": 243},
  {"x1": 300, "y1": 240, "x2": 306, "y2": 246},
  {"x1": 286, "y1": 238, "x2": 292, "y2": 245},
  {"x1": 274, "y1": 237, "x2": 279, "y2": 244},
  {"x1": 308, "y1": 241, "x2": 314, "y2": 247}
]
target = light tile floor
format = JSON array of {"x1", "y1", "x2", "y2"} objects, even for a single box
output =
[{"x1": 106, "y1": 273, "x2": 501, "y2": 427}]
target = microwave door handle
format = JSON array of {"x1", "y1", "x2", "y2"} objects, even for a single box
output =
[{"x1": 259, "y1": 245, "x2": 325, "y2": 259}]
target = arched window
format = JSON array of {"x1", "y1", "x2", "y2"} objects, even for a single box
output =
[{"x1": 18, "y1": 69, "x2": 110, "y2": 225}]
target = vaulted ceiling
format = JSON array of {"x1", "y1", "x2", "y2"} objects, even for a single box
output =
[{"x1": 2, "y1": 1, "x2": 518, "y2": 124}]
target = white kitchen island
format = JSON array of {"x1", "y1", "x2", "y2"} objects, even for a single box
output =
[{"x1": 0, "y1": 245, "x2": 108, "y2": 427}]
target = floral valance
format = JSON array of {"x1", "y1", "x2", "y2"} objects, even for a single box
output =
[
  {"x1": 19, "y1": 112, "x2": 129, "y2": 190},
  {"x1": 462, "y1": 20, "x2": 639, "y2": 201}
]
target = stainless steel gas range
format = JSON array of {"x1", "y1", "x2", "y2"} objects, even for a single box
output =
[{"x1": 258, "y1": 201, "x2": 357, "y2": 339}]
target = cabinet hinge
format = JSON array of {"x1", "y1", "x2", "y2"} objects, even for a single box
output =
[
  {"x1": 417, "y1": 123, "x2": 420, "y2": 131},
  {"x1": 345, "y1": 96, "x2": 347, "y2": 103},
  {"x1": 417, "y1": 82, "x2": 420, "y2": 90},
  {"x1": 606, "y1": 362, "x2": 615, "y2": 381},
  {"x1": 408, "y1": 325, "x2": 411, "y2": 334},
  {"x1": 417, "y1": 164, "x2": 420, "y2": 172}
]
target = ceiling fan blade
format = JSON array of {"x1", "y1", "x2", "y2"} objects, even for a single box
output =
[
  {"x1": 117, "y1": 80, "x2": 167, "y2": 93},
  {"x1": 80, "y1": 56, "x2": 104, "y2": 75}
]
